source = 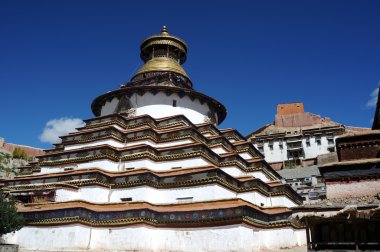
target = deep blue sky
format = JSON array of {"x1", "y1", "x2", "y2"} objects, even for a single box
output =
[{"x1": 1, "y1": 0, "x2": 379, "y2": 148}]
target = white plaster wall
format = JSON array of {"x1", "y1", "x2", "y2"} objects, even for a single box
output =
[
  {"x1": 39, "y1": 166, "x2": 66, "y2": 175},
  {"x1": 302, "y1": 136, "x2": 336, "y2": 159},
  {"x1": 112, "y1": 157, "x2": 210, "y2": 172},
  {"x1": 221, "y1": 166, "x2": 271, "y2": 182},
  {"x1": 250, "y1": 171, "x2": 273, "y2": 182},
  {"x1": 55, "y1": 187, "x2": 108, "y2": 203},
  {"x1": 240, "y1": 191, "x2": 267, "y2": 207},
  {"x1": 54, "y1": 184, "x2": 297, "y2": 207},
  {"x1": 210, "y1": 146, "x2": 228, "y2": 155},
  {"x1": 203, "y1": 133, "x2": 213, "y2": 137},
  {"x1": 100, "y1": 92, "x2": 217, "y2": 125},
  {"x1": 64, "y1": 138, "x2": 194, "y2": 151},
  {"x1": 38, "y1": 157, "x2": 210, "y2": 174},
  {"x1": 125, "y1": 138, "x2": 194, "y2": 148},
  {"x1": 239, "y1": 152, "x2": 254, "y2": 159},
  {"x1": 38, "y1": 160, "x2": 120, "y2": 175},
  {"x1": 64, "y1": 139, "x2": 125, "y2": 151},
  {"x1": 4, "y1": 225, "x2": 91, "y2": 251},
  {"x1": 271, "y1": 195, "x2": 298, "y2": 207},
  {"x1": 38, "y1": 162, "x2": 274, "y2": 188},
  {"x1": 100, "y1": 97, "x2": 119, "y2": 116},
  {"x1": 108, "y1": 185, "x2": 236, "y2": 204},
  {"x1": 257, "y1": 141, "x2": 286, "y2": 163},
  {"x1": 112, "y1": 124, "x2": 124, "y2": 132},
  {"x1": 239, "y1": 191, "x2": 297, "y2": 208},
  {"x1": 255, "y1": 136, "x2": 337, "y2": 163},
  {"x1": 5, "y1": 224, "x2": 306, "y2": 251}
]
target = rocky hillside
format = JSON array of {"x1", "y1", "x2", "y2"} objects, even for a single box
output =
[
  {"x1": 0, "y1": 137, "x2": 44, "y2": 180},
  {"x1": 0, "y1": 152, "x2": 28, "y2": 180}
]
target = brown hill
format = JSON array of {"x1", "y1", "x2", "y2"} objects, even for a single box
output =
[{"x1": 0, "y1": 137, "x2": 45, "y2": 157}]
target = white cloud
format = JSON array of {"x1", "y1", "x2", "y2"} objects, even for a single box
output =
[
  {"x1": 39, "y1": 117, "x2": 85, "y2": 144},
  {"x1": 366, "y1": 87, "x2": 379, "y2": 108}
]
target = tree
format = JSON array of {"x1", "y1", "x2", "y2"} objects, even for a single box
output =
[
  {"x1": 12, "y1": 148, "x2": 28, "y2": 160},
  {"x1": 0, "y1": 190, "x2": 24, "y2": 238}
]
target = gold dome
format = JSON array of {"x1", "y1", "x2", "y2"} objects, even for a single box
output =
[
  {"x1": 134, "y1": 58, "x2": 189, "y2": 79},
  {"x1": 131, "y1": 26, "x2": 191, "y2": 82}
]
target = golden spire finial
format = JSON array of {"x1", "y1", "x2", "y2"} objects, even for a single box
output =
[{"x1": 161, "y1": 25, "x2": 168, "y2": 35}]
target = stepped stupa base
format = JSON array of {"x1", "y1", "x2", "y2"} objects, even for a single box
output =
[{"x1": 3, "y1": 26, "x2": 307, "y2": 251}]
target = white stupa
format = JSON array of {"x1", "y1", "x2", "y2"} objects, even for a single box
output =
[{"x1": 3, "y1": 26, "x2": 306, "y2": 251}]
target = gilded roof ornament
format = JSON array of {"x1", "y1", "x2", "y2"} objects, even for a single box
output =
[
  {"x1": 161, "y1": 25, "x2": 168, "y2": 35},
  {"x1": 130, "y1": 26, "x2": 191, "y2": 84}
]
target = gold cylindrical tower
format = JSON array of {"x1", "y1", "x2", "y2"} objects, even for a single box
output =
[{"x1": 130, "y1": 26, "x2": 192, "y2": 88}]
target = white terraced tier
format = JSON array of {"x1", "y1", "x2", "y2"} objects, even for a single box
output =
[
  {"x1": 100, "y1": 92, "x2": 216, "y2": 125},
  {"x1": 64, "y1": 138, "x2": 195, "y2": 150},
  {"x1": 51, "y1": 184, "x2": 297, "y2": 207}
]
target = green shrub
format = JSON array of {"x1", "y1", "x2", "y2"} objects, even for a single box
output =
[
  {"x1": 12, "y1": 148, "x2": 28, "y2": 160},
  {"x1": 0, "y1": 190, "x2": 24, "y2": 237}
]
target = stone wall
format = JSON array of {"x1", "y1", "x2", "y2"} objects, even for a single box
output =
[
  {"x1": 275, "y1": 112, "x2": 332, "y2": 128},
  {"x1": 326, "y1": 179, "x2": 380, "y2": 199},
  {"x1": 317, "y1": 153, "x2": 338, "y2": 165}
]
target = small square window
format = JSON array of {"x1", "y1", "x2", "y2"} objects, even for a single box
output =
[
  {"x1": 173, "y1": 100, "x2": 177, "y2": 107},
  {"x1": 176, "y1": 197, "x2": 193, "y2": 203},
  {"x1": 315, "y1": 137, "x2": 321, "y2": 145}
]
